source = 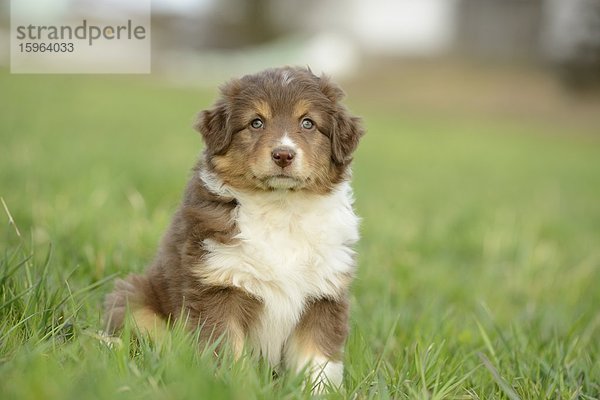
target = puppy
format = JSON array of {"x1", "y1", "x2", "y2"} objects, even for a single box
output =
[{"x1": 104, "y1": 66, "x2": 365, "y2": 391}]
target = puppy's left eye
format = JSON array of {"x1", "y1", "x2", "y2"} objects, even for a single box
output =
[{"x1": 301, "y1": 118, "x2": 315, "y2": 130}]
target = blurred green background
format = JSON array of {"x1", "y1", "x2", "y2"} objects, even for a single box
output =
[{"x1": 1, "y1": 1, "x2": 600, "y2": 399}]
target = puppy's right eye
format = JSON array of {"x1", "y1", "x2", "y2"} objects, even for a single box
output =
[{"x1": 250, "y1": 118, "x2": 264, "y2": 129}]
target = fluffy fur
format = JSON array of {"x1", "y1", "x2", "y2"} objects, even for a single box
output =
[{"x1": 104, "y1": 66, "x2": 365, "y2": 391}]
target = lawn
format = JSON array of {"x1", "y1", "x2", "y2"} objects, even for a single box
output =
[{"x1": 1, "y1": 70, "x2": 599, "y2": 399}]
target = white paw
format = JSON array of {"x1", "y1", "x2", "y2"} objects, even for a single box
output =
[{"x1": 308, "y1": 357, "x2": 343, "y2": 394}]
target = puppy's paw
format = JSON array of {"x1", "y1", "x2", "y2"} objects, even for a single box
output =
[{"x1": 310, "y1": 357, "x2": 344, "y2": 394}]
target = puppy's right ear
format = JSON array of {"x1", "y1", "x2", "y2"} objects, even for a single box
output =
[
  {"x1": 194, "y1": 100, "x2": 231, "y2": 155},
  {"x1": 194, "y1": 79, "x2": 242, "y2": 155}
]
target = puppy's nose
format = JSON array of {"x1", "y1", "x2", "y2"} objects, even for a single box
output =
[{"x1": 271, "y1": 146, "x2": 296, "y2": 168}]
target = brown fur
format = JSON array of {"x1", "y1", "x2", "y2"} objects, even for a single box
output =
[
  {"x1": 287, "y1": 297, "x2": 350, "y2": 363},
  {"x1": 196, "y1": 67, "x2": 364, "y2": 194},
  {"x1": 104, "y1": 67, "x2": 364, "y2": 374}
]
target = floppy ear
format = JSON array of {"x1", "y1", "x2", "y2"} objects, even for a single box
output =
[
  {"x1": 194, "y1": 101, "x2": 232, "y2": 155},
  {"x1": 194, "y1": 79, "x2": 242, "y2": 155},
  {"x1": 317, "y1": 74, "x2": 365, "y2": 165},
  {"x1": 331, "y1": 111, "x2": 365, "y2": 165}
]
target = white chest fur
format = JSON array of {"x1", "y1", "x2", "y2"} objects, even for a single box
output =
[{"x1": 196, "y1": 178, "x2": 359, "y2": 365}]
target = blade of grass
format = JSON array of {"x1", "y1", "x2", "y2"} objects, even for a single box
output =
[{"x1": 479, "y1": 352, "x2": 521, "y2": 400}]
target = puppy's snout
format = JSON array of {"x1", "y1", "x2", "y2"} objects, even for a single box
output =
[{"x1": 271, "y1": 146, "x2": 296, "y2": 168}]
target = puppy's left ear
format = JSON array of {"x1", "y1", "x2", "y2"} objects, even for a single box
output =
[
  {"x1": 331, "y1": 111, "x2": 365, "y2": 165},
  {"x1": 319, "y1": 76, "x2": 365, "y2": 165}
]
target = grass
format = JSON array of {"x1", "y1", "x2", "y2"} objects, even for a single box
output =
[{"x1": 1, "y1": 69, "x2": 599, "y2": 399}]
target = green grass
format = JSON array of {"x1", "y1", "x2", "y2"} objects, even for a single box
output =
[{"x1": 1, "y1": 70, "x2": 599, "y2": 399}]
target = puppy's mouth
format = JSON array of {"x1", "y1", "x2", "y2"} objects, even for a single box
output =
[{"x1": 261, "y1": 174, "x2": 303, "y2": 190}]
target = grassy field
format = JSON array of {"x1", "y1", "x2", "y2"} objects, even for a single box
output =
[{"x1": 1, "y1": 70, "x2": 599, "y2": 399}]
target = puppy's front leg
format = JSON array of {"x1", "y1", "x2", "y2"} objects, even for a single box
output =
[
  {"x1": 185, "y1": 285, "x2": 262, "y2": 359},
  {"x1": 285, "y1": 297, "x2": 349, "y2": 393}
]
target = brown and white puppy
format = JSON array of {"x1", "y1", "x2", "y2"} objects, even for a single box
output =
[{"x1": 104, "y1": 66, "x2": 365, "y2": 391}]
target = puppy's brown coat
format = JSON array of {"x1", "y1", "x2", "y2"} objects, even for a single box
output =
[{"x1": 105, "y1": 66, "x2": 364, "y2": 390}]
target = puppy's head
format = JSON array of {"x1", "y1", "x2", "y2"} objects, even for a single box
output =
[{"x1": 195, "y1": 67, "x2": 364, "y2": 193}]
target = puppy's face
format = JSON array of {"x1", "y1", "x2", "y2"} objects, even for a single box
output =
[{"x1": 196, "y1": 67, "x2": 364, "y2": 193}]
